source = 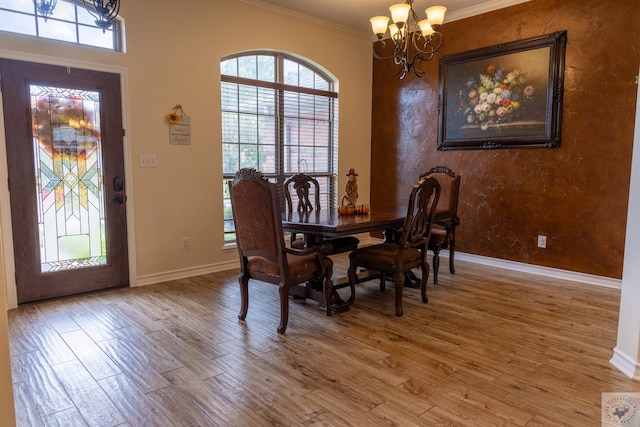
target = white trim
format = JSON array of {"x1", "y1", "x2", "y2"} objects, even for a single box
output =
[
  {"x1": 453, "y1": 251, "x2": 621, "y2": 289},
  {"x1": 446, "y1": 0, "x2": 532, "y2": 23},
  {"x1": 136, "y1": 261, "x2": 240, "y2": 287},
  {"x1": 0, "y1": 49, "x2": 136, "y2": 309},
  {"x1": 610, "y1": 347, "x2": 640, "y2": 380}
]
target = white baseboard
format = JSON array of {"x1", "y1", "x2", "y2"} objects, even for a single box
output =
[
  {"x1": 136, "y1": 237, "x2": 621, "y2": 290},
  {"x1": 452, "y1": 251, "x2": 621, "y2": 289},
  {"x1": 136, "y1": 260, "x2": 239, "y2": 287},
  {"x1": 610, "y1": 347, "x2": 640, "y2": 380}
]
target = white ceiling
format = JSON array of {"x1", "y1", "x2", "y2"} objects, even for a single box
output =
[{"x1": 236, "y1": 0, "x2": 531, "y2": 35}]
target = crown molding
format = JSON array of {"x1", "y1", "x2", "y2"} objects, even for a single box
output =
[{"x1": 445, "y1": 0, "x2": 532, "y2": 23}]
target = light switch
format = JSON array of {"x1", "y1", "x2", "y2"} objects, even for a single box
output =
[{"x1": 140, "y1": 154, "x2": 157, "y2": 168}]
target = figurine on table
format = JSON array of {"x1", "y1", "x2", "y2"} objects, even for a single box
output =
[{"x1": 344, "y1": 168, "x2": 358, "y2": 207}]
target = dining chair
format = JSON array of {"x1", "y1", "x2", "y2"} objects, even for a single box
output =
[
  {"x1": 283, "y1": 172, "x2": 359, "y2": 254},
  {"x1": 228, "y1": 168, "x2": 334, "y2": 334},
  {"x1": 347, "y1": 176, "x2": 440, "y2": 316},
  {"x1": 420, "y1": 166, "x2": 461, "y2": 284}
]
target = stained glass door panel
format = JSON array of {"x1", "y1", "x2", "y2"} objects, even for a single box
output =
[
  {"x1": 31, "y1": 85, "x2": 108, "y2": 272},
  {"x1": 1, "y1": 58, "x2": 128, "y2": 303}
]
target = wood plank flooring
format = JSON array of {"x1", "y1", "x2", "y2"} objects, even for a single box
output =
[{"x1": 8, "y1": 256, "x2": 640, "y2": 426}]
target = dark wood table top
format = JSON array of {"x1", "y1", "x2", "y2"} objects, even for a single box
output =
[{"x1": 282, "y1": 206, "x2": 407, "y2": 238}]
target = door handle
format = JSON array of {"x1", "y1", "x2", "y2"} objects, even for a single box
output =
[
  {"x1": 114, "y1": 176, "x2": 124, "y2": 192},
  {"x1": 114, "y1": 193, "x2": 126, "y2": 205}
]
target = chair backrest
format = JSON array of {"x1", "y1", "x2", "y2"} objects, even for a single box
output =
[
  {"x1": 283, "y1": 173, "x2": 321, "y2": 214},
  {"x1": 420, "y1": 166, "x2": 460, "y2": 220},
  {"x1": 399, "y1": 176, "x2": 440, "y2": 250},
  {"x1": 228, "y1": 168, "x2": 285, "y2": 264}
]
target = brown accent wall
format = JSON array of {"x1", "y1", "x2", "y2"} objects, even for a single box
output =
[{"x1": 371, "y1": 0, "x2": 639, "y2": 278}]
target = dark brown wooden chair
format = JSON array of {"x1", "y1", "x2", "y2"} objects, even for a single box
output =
[
  {"x1": 347, "y1": 176, "x2": 440, "y2": 316},
  {"x1": 420, "y1": 166, "x2": 461, "y2": 284},
  {"x1": 228, "y1": 168, "x2": 333, "y2": 334},
  {"x1": 283, "y1": 173, "x2": 359, "y2": 254}
]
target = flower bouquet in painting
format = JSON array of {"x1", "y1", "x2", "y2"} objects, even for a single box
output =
[{"x1": 456, "y1": 65, "x2": 539, "y2": 131}]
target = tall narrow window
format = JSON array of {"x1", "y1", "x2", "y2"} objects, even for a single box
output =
[{"x1": 221, "y1": 52, "x2": 338, "y2": 243}]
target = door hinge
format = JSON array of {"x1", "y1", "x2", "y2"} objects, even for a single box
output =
[{"x1": 122, "y1": 129, "x2": 126, "y2": 137}]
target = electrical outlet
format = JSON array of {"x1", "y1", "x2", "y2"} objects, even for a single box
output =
[
  {"x1": 537, "y1": 235, "x2": 547, "y2": 248},
  {"x1": 181, "y1": 237, "x2": 190, "y2": 250},
  {"x1": 140, "y1": 154, "x2": 158, "y2": 168}
]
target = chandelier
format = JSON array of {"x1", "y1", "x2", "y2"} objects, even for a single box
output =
[
  {"x1": 370, "y1": 1, "x2": 446, "y2": 79},
  {"x1": 34, "y1": 0, "x2": 120, "y2": 32}
]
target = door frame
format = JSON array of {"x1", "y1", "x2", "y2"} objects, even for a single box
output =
[{"x1": 0, "y1": 49, "x2": 138, "y2": 309}]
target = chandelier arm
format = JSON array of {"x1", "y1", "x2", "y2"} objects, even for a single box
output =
[
  {"x1": 372, "y1": 40, "x2": 404, "y2": 62},
  {"x1": 412, "y1": 32, "x2": 443, "y2": 56}
]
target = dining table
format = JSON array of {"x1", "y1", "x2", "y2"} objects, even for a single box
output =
[{"x1": 282, "y1": 205, "x2": 408, "y2": 314}]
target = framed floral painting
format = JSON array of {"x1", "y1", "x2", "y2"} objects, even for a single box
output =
[{"x1": 437, "y1": 31, "x2": 567, "y2": 150}]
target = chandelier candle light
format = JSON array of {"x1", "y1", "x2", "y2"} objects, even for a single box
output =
[{"x1": 370, "y1": 0, "x2": 446, "y2": 79}]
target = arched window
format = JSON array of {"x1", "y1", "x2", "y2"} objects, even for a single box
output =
[
  {"x1": 0, "y1": 0, "x2": 123, "y2": 51},
  {"x1": 221, "y1": 52, "x2": 338, "y2": 243}
]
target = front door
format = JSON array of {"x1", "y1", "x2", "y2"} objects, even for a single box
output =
[{"x1": 0, "y1": 58, "x2": 129, "y2": 303}]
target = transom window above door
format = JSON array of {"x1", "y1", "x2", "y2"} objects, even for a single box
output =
[
  {"x1": 220, "y1": 52, "x2": 339, "y2": 244},
  {"x1": 0, "y1": 0, "x2": 123, "y2": 51}
]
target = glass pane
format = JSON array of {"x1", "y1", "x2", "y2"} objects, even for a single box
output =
[
  {"x1": 299, "y1": 66, "x2": 314, "y2": 89},
  {"x1": 315, "y1": 97, "x2": 329, "y2": 118},
  {"x1": 221, "y1": 82, "x2": 239, "y2": 111},
  {"x1": 0, "y1": 0, "x2": 32, "y2": 13},
  {"x1": 220, "y1": 58, "x2": 238, "y2": 77},
  {"x1": 48, "y1": 1, "x2": 75, "y2": 21},
  {"x1": 315, "y1": 74, "x2": 329, "y2": 91},
  {"x1": 283, "y1": 92, "x2": 299, "y2": 117},
  {"x1": 257, "y1": 87, "x2": 275, "y2": 114},
  {"x1": 258, "y1": 144, "x2": 276, "y2": 173},
  {"x1": 238, "y1": 85, "x2": 258, "y2": 114},
  {"x1": 76, "y1": 5, "x2": 95, "y2": 25},
  {"x1": 221, "y1": 112, "x2": 239, "y2": 143},
  {"x1": 239, "y1": 144, "x2": 258, "y2": 169},
  {"x1": 257, "y1": 55, "x2": 275, "y2": 82},
  {"x1": 313, "y1": 147, "x2": 329, "y2": 171},
  {"x1": 222, "y1": 143, "x2": 239, "y2": 174},
  {"x1": 238, "y1": 114, "x2": 257, "y2": 143},
  {"x1": 0, "y1": 10, "x2": 36, "y2": 35},
  {"x1": 257, "y1": 115, "x2": 275, "y2": 145},
  {"x1": 30, "y1": 84, "x2": 108, "y2": 273},
  {"x1": 238, "y1": 56, "x2": 257, "y2": 79},
  {"x1": 38, "y1": 17, "x2": 77, "y2": 43},
  {"x1": 283, "y1": 59, "x2": 298, "y2": 85},
  {"x1": 78, "y1": 24, "x2": 113, "y2": 49}
]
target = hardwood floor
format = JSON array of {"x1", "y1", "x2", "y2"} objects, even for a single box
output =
[{"x1": 8, "y1": 256, "x2": 640, "y2": 426}]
